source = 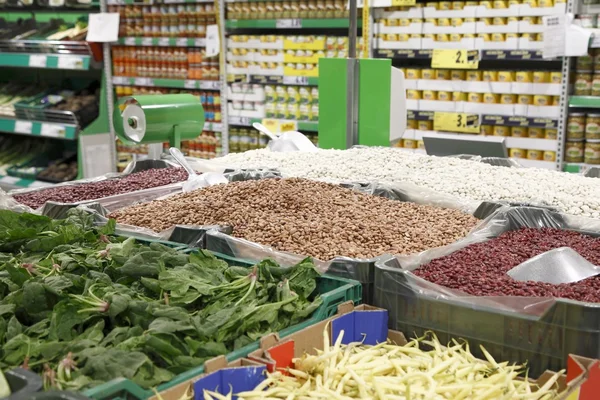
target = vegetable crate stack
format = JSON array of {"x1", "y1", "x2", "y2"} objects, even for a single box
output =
[{"x1": 146, "y1": 304, "x2": 600, "y2": 400}]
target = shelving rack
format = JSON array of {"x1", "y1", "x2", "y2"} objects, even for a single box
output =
[{"x1": 0, "y1": 6, "x2": 111, "y2": 189}]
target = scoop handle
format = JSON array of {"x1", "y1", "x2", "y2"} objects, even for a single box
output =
[
  {"x1": 169, "y1": 147, "x2": 197, "y2": 177},
  {"x1": 253, "y1": 122, "x2": 279, "y2": 141}
]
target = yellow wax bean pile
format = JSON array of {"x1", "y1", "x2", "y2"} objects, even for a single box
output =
[{"x1": 203, "y1": 331, "x2": 564, "y2": 400}]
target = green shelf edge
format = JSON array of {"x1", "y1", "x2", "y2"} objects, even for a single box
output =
[
  {"x1": 117, "y1": 37, "x2": 206, "y2": 47},
  {"x1": 112, "y1": 76, "x2": 220, "y2": 90},
  {"x1": 569, "y1": 96, "x2": 600, "y2": 108},
  {"x1": 226, "y1": 19, "x2": 361, "y2": 29},
  {"x1": 0, "y1": 54, "x2": 91, "y2": 70},
  {"x1": 0, "y1": 117, "x2": 78, "y2": 140}
]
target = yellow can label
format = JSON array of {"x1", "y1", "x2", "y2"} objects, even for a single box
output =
[
  {"x1": 478, "y1": 33, "x2": 492, "y2": 41},
  {"x1": 403, "y1": 139, "x2": 418, "y2": 149},
  {"x1": 545, "y1": 129, "x2": 558, "y2": 139},
  {"x1": 407, "y1": 119, "x2": 417, "y2": 129},
  {"x1": 516, "y1": 71, "x2": 533, "y2": 83},
  {"x1": 501, "y1": 94, "x2": 516, "y2": 104},
  {"x1": 425, "y1": 1, "x2": 439, "y2": 8},
  {"x1": 465, "y1": 18, "x2": 476, "y2": 22},
  {"x1": 533, "y1": 71, "x2": 550, "y2": 83},
  {"x1": 417, "y1": 140, "x2": 425, "y2": 149},
  {"x1": 437, "y1": 18, "x2": 451, "y2": 26},
  {"x1": 510, "y1": 148, "x2": 526, "y2": 158},
  {"x1": 543, "y1": 151, "x2": 556, "y2": 161},
  {"x1": 498, "y1": 71, "x2": 515, "y2": 82},
  {"x1": 464, "y1": 33, "x2": 476, "y2": 38},
  {"x1": 423, "y1": 34, "x2": 436, "y2": 39},
  {"x1": 436, "y1": 69, "x2": 451, "y2": 80},
  {"x1": 451, "y1": 18, "x2": 464, "y2": 27},
  {"x1": 511, "y1": 126, "x2": 528, "y2": 137},
  {"x1": 425, "y1": 18, "x2": 436, "y2": 24},
  {"x1": 552, "y1": 96, "x2": 560, "y2": 106},
  {"x1": 481, "y1": 18, "x2": 493, "y2": 25},
  {"x1": 422, "y1": 69, "x2": 435, "y2": 79},
  {"x1": 483, "y1": 93, "x2": 500, "y2": 103},
  {"x1": 508, "y1": 17, "x2": 519, "y2": 22},
  {"x1": 451, "y1": 70, "x2": 466, "y2": 80},
  {"x1": 528, "y1": 127, "x2": 544, "y2": 138},
  {"x1": 493, "y1": 17, "x2": 507, "y2": 25},
  {"x1": 466, "y1": 70, "x2": 482, "y2": 81},
  {"x1": 533, "y1": 95, "x2": 550, "y2": 106},
  {"x1": 407, "y1": 90, "x2": 421, "y2": 99},
  {"x1": 521, "y1": 33, "x2": 534, "y2": 40},
  {"x1": 453, "y1": 91, "x2": 467, "y2": 101},
  {"x1": 483, "y1": 70, "x2": 498, "y2": 82},
  {"x1": 527, "y1": 150, "x2": 543, "y2": 160},
  {"x1": 494, "y1": 126, "x2": 510, "y2": 136},
  {"x1": 493, "y1": 0, "x2": 508, "y2": 8},
  {"x1": 399, "y1": 19, "x2": 412, "y2": 26},
  {"x1": 406, "y1": 69, "x2": 421, "y2": 79},
  {"x1": 480, "y1": 125, "x2": 493, "y2": 135},
  {"x1": 468, "y1": 92, "x2": 483, "y2": 102},
  {"x1": 397, "y1": 34, "x2": 411, "y2": 41},
  {"x1": 452, "y1": 1, "x2": 465, "y2": 9},
  {"x1": 538, "y1": 0, "x2": 553, "y2": 7},
  {"x1": 491, "y1": 33, "x2": 506, "y2": 42},
  {"x1": 418, "y1": 120, "x2": 433, "y2": 130},
  {"x1": 524, "y1": 0, "x2": 538, "y2": 7},
  {"x1": 506, "y1": 33, "x2": 519, "y2": 38},
  {"x1": 439, "y1": 1, "x2": 452, "y2": 9},
  {"x1": 423, "y1": 90, "x2": 437, "y2": 100},
  {"x1": 450, "y1": 33, "x2": 463, "y2": 42},
  {"x1": 480, "y1": 0, "x2": 493, "y2": 8},
  {"x1": 436, "y1": 34, "x2": 450, "y2": 42},
  {"x1": 437, "y1": 91, "x2": 451, "y2": 101},
  {"x1": 537, "y1": 33, "x2": 544, "y2": 41},
  {"x1": 550, "y1": 72, "x2": 562, "y2": 83}
]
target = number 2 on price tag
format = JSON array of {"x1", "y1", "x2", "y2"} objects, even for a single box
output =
[
  {"x1": 431, "y1": 49, "x2": 479, "y2": 69},
  {"x1": 433, "y1": 112, "x2": 480, "y2": 134}
]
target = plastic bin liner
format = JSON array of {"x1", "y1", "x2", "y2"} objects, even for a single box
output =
[
  {"x1": 0, "y1": 159, "x2": 184, "y2": 216},
  {"x1": 102, "y1": 174, "x2": 485, "y2": 303}
]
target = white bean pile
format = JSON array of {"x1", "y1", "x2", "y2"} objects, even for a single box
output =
[{"x1": 212, "y1": 147, "x2": 600, "y2": 218}]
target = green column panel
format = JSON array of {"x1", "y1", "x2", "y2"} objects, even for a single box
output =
[
  {"x1": 318, "y1": 58, "x2": 349, "y2": 149},
  {"x1": 358, "y1": 59, "x2": 391, "y2": 147}
]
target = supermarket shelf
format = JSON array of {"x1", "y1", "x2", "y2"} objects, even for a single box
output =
[
  {"x1": 112, "y1": 76, "x2": 221, "y2": 90},
  {"x1": 569, "y1": 96, "x2": 600, "y2": 108},
  {"x1": 0, "y1": 175, "x2": 52, "y2": 190},
  {"x1": 204, "y1": 122, "x2": 222, "y2": 132},
  {"x1": 563, "y1": 162, "x2": 600, "y2": 173},
  {"x1": 226, "y1": 19, "x2": 360, "y2": 29},
  {"x1": 0, "y1": 117, "x2": 78, "y2": 140},
  {"x1": 517, "y1": 159, "x2": 557, "y2": 169},
  {"x1": 0, "y1": 53, "x2": 91, "y2": 70},
  {"x1": 407, "y1": 111, "x2": 558, "y2": 128},
  {"x1": 107, "y1": 0, "x2": 212, "y2": 4},
  {"x1": 247, "y1": 75, "x2": 318, "y2": 86},
  {"x1": 229, "y1": 116, "x2": 318, "y2": 131},
  {"x1": 118, "y1": 37, "x2": 206, "y2": 47},
  {"x1": 375, "y1": 49, "x2": 549, "y2": 61}
]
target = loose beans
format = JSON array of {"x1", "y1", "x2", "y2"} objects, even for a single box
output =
[
  {"x1": 415, "y1": 228, "x2": 600, "y2": 302},
  {"x1": 13, "y1": 168, "x2": 188, "y2": 209}
]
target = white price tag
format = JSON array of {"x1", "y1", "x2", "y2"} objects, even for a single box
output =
[
  {"x1": 86, "y1": 13, "x2": 120, "y2": 43},
  {"x1": 14, "y1": 121, "x2": 33, "y2": 134},
  {"x1": 212, "y1": 123, "x2": 223, "y2": 132},
  {"x1": 184, "y1": 80, "x2": 197, "y2": 89},
  {"x1": 142, "y1": 37, "x2": 153, "y2": 46},
  {"x1": 28, "y1": 54, "x2": 47, "y2": 68},
  {"x1": 199, "y1": 81, "x2": 220, "y2": 90},
  {"x1": 29, "y1": 181, "x2": 50, "y2": 188},
  {"x1": 41, "y1": 124, "x2": 65, "y2": 138},
  {"x1": 0, "y1": 176, "x2": 20, "y2": 185},
  {"x1": 283, "y1": 76, "x2": 309, "y2": 85},
  {"x1": 206, "y1": 24, "x2": 220, "y2": 57},
  {"x1": 57, "y1": 55, "x2": 84, "y2": 70},
  {"x1": 230, "y1": 117, "x2": 251, "y2": 126},
  {"x1": 194, "y1": 38, "x2": 206, "y2": 47},
  {"x1": 124, "y1": 37, "x2": 136, "y2": 46},
  {"x1": 134, "y1": 77, "x2": 153, "y2": 86},
  {"x1": 176, "y1": 38, "x2": 188, "y2": 47},
  {"x1": 112, "y1": 76, "x2": 128, "y2": 85},
  {"x1": 158, "y1": 37, "x2": 170, "y2": 46},
  {"x1": 276, "y1": 19, "x2": 301, "y2": 28}
]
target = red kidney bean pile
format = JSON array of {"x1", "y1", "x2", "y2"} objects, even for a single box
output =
[
  {"x1": 13, "y1": 167, "x2": 188, "y2": 209},
  {"x1": 414, "y1": 227, "x2": 600, "y2": 302}
]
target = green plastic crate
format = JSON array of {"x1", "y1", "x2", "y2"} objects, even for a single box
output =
[{"x1": 82, "y1": 250, "x2": 362, "y2": 400}]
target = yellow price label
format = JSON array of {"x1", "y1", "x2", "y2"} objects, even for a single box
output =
[
  {"x1": 280, "y1": 120, "x2": 298, "y2": 132},
  {"x1": 261, "y1": 118, "x2": 281, "y2": 133},
  {"x1": 434, "y1": 112, "x2": 480, "y2": 134},
  {"x1": 391, "y1": 0, "x2": 416, "y2": 5},
  {"x1": 431, "y1": 49, "x2": 479, "y2": 69}
]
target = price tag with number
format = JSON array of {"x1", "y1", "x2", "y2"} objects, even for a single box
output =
[
  {"x1": 29, "y1": 55, "x2": 47, "y2": 68},
  {"x1": 276, "y1": 19, "x2": 302, "y2": 28},
  {"x1": 283, "y1": 76, "x2": 309, "y2": 85},
  {"x1": 261, "y1": 119, "x2": 281, "y2": 133},
  {"x1": 158, "y1": 37, "x2": 170, "y2": 46},
  {"x1": 434, "y1": 112, "x2": 480, "y2": 134},
  {"x1": 194, "y1": 38, "x2": 206, "y2": 47},
  {"x1": 124, "y1": 37, "x2": 136, "y2": 46},
  {"x1": 134, "y1": 77, "x2": 153, "y2": 86},
  {"x1": 280, "y1": 120, "x2": 298, "y2": 132},
  {"x1": 41, "y1": 124, "x2": 65, "y2": 138},
  {"x1": 142, "y1": 37, "x2": 153, "y2": 46},
  {"x1": 14, "y1": 120, "x2": 33, "y2": 134},
  {"x1": 230, "y1": 116, "x2": 251, "y2": 126},
  {"x1": 57, "y1": 56, "x2": 84, "y2": 70},
  {"x1": 431, "y1": 49, "x2": 479, "y2": 70},
  {"x1": 391, "y1": 0, "x2": 416, "y2": 5},
  {"x1": 176, "y1": 38, "x2": 188, "y2": 47},
  {"x1": 184, "y1": 80, "x2": 197, "y2": 89}
]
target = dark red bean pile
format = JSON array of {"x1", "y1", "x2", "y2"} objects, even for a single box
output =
[
  {"x1": 13, "y1": 167, "x2": 188, "y2": 209},
  {"x1": 415, "y1": 228, "x2": 600, "y2": 302}
]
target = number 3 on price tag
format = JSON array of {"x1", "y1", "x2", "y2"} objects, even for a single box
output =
[
  {"x1": 434, "y1": 112, "x2": 480, "y2": 134},
  {"x1": 431, "y1": 49, "x2": 479, "y2": 69}
]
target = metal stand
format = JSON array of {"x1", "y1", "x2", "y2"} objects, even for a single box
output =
[{"x1": 346, "y1": 0, "x2": 360, "y2": 149}]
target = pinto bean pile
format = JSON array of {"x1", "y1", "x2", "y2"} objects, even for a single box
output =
[
  {"x1": 415, "y1": 227, "x2": 600, "y2": 302},
  {"x1": 13, "y1": 167, "x2": 188, "y2": 209},
  {"x1": 109, "y1": 178, "x2": 479, "y2": 260}
]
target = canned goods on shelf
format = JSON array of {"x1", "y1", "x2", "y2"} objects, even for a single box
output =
[
  {"x1": 438, "y1": 91, "x2": 451, "y2": 101},
  {"x1": 545, "y1": 128, "x2": 558, "y2": 140},
  {"x1": 527, "y1": 149, "x2": 544, "y2": 160},
  {"x1": 406, "y1": 69, "x2": 421, "y2": 79},
  {"x1": 565, "y1": 139, "x2": 585, "y2": 163},
  {"x1": 451, "y1": 70, "x2": 466, "y2": 80},
  {"x1": 453, "y1": 91, "x2": 467, "y2": 101},
  {"x1": 543, "y1": 151, "x2": 556, "y2": 161},
  {"x1": 501, "y1": 94, "x2": 516, "y2": 104},
  {"x1": 575, "y1": 70, "x2": 593, "y2": 96},
  {"x1": 494, "y1": 126, "x2": 511, "y2": 136},
  {"x1": 466, "y1": 70, "x2": 482, "y2": 81},
  {"x1": 438, "y1": 18, "x2": 451, "y2": 26},
  {"x1": 538, "y1": 0, "x2": 554, "y2": 6},
  {"x1": 533, "y1": 95, "x2": 551, "y2": 106},
  {"x1": 552, "y1": 96, "x2": 560, "y2": 106},
  {"x1": 518, "y1": 95, "x2": 533, "y2": 105},
  {"x1": 592, "y1": 74, "x2": 600, "y2": 96},
  {"x1": 403, "y1": 139, "x2": 418, "y2": 149},
  {"x1": 510, "y1": 148, "x2": 526, "y2": 158},
  {"x1": 493, "y1": 0, "x2": 508, "y2": 8},
  {"x1": 567, "y1": 113, "x2": 586, "y2": 139},
  {"x1": 407, "y1": 119, "x2": 417, "y2": 129},
  {"x1": 493, "y1": 17, "x2": 507, "y2": 25},
  {"x1": 498, "y1": 71, "x2": 515, "y2": 82},
  {"x1": 422, "y1": 69, "x2": 435, "y2": 79},
  {"x1": 436, "y1": 69, "x2": 451, "y2": 80},
  {"x1": 586, "y1": 113, "x2": 600, "y2": 139},
  {"x1": 450, "y1": 33, "x2": 463, "y2": 42},
  {"x1": 481, "y1": 125, "x2": 493, "y2": 135},
  {"x1": 423, "y1": 90, "x2": 437, "y2": 100},
  {"x1": 451, "y1": 18, "x2": 464, "y2": 27},
  {"x1": 418, "y1": 140, "x2": 425, "y2": 149},
  {"x1": 516, "y1": 71, "x2": 533, "y2": 82},
  {"x1": 468, "y1": 92, "x2": 483, "y2": 102},
  {"x1": 511, "y1": 126, "x2": 528, "y2": 137},
  {"x1": 585, "y1": 141, "x2": 600, "y2": 164},
  {"x1": 483, "y1": 70, "x2": 498, "y2": 82},
  {"x1": 483, "y1": 93, "x2": 500, "y2": 103},
  {"x1": 418, "y1": 120, "x2": 433, "y2": 130},
  {"x1": 407, "y1": 89, "x2": 421, "y2": 99},
  {"x1": 528, "y1": 127, "x2": 544, "y2": 138},
  {"x1": 439, "y1": 1, "x2": 452, "y2": 10},
  {"x1": 491, "y1": 33, "x2": 506, "y2": 42},
  {"x1": 550, "y1": 72, "x2": 562, "y2": 83},
  {"x1": 437, "y1": 33, "x2": 451, "y2": 42},
  {"x1": 577, "y1": 54, "x2": 594, "y2": 70},
  {"x1": 452, "y1": 1, "x2": 466, "y2": 9},
  {"x1": 533, "y1": 71, "x2": 550, "y2": 83}
]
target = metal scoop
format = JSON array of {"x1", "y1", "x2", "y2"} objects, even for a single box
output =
[
  {"x1": 253, "y1": 122, "x2": 318, "y2": 152},
  {"x1": 507, "y1": 247, "x2": 600, "y2": 285},
  {"x1": 169, "y1": 147, "x2": 228, "y2": 192}
]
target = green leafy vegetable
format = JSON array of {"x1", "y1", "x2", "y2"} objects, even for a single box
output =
[{"x1": 0, "y1": 209, "x2": 322, "y2": 391}]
